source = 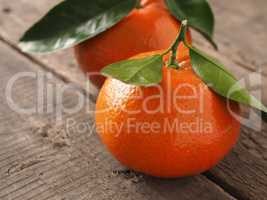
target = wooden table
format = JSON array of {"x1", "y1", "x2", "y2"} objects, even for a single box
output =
[{"x1": 0, "y1": 0, "x2": 266, "y2": 200}]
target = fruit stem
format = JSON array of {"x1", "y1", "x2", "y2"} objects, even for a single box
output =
[{"x1": 162, "y1": 20, "x2": 189, "y2": 69}]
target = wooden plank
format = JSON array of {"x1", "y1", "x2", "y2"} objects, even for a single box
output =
[
  {"x1": 0, "y1": 0, "x2": 89, "y2": 91},
  {"x1": 207, "y1": 142, "x2": 267, "y2": 200},
  {"x1": 210, "y1": 0, "x2": 267, "y2": 74},
  {"x1": 0, "y1": 0, "x2": 267, "y2": 199},
  {"x1": 0, "y1": 41, "x2": 235, "y2": 200}
]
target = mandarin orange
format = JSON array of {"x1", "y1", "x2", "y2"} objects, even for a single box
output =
[
  {"x1": 75, "y1": 0, "x2": 191, "y2": 87},
  {"x1": 95, "y1": 52, "x2": 240, "y2": 178}
]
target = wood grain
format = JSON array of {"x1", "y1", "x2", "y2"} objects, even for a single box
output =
[{"x1": 210, "y1": 0, "x2": 267, "y2": 74}]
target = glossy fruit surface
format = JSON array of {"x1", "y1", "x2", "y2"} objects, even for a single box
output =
[
  {"x1": 74, "y1": 0, "x2": 191, "y2": 87},
  {"x1": 95, "y1": 52, "x2": 241, "y2": 178}
]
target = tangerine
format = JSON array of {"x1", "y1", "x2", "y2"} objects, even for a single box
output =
[
  {"x1": 95, "y1": 51, "x2": 240, "y2": 178},
  {"x1": 74, "y1": 0, "x2": 191, "y2": 87}
]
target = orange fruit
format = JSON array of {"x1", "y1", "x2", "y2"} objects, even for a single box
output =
[
  {"x1": 95, "y1": 51, "x2": 241, "y2": 178},
  {"x1": 74, "y1": 0, "x2": 191, "y2": 87}
]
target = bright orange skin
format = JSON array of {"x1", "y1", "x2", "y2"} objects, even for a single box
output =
[
  {"x1": 75, "y1": 0, "x2": 191, "y2": 87},
  {"x1": 95, "y1": 53, "x2": 241, "y2": 178}
]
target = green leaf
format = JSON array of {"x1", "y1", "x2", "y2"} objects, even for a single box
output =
[
  {"x1": 19, "y1": 0, "x2": 137, "y2": 53},
  {"x1": 101, "y1": 55, "x2": 163, "y2": 86},
  {"x1": 165, "y1": 0, "x2": 217, "y2": 49},
  {"x1": 190, "y1": 47, "x2": 267, "y2": 113}
]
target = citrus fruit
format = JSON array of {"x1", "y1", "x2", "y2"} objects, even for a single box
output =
[
  {"x1": 74, "y1": 0, "x2": 191, "y2": 87},
  {"x1": 95, "y1": 51, "x2": 241, "y2": 178}
]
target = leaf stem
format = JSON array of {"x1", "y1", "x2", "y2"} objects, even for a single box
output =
[{"x1": 161, "y1": 20, "x2": 189, "y2": 69}]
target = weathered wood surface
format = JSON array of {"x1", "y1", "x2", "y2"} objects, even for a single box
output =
[
  {"x1": 0, "y1": 0, "x2": 267, "y2": 200},
  {"x1": 0, "y1": 41, "x2": 236, "y2": 200},
  {"x1": 210, "y1": 0, "x2": 267, "y2": 74}
]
